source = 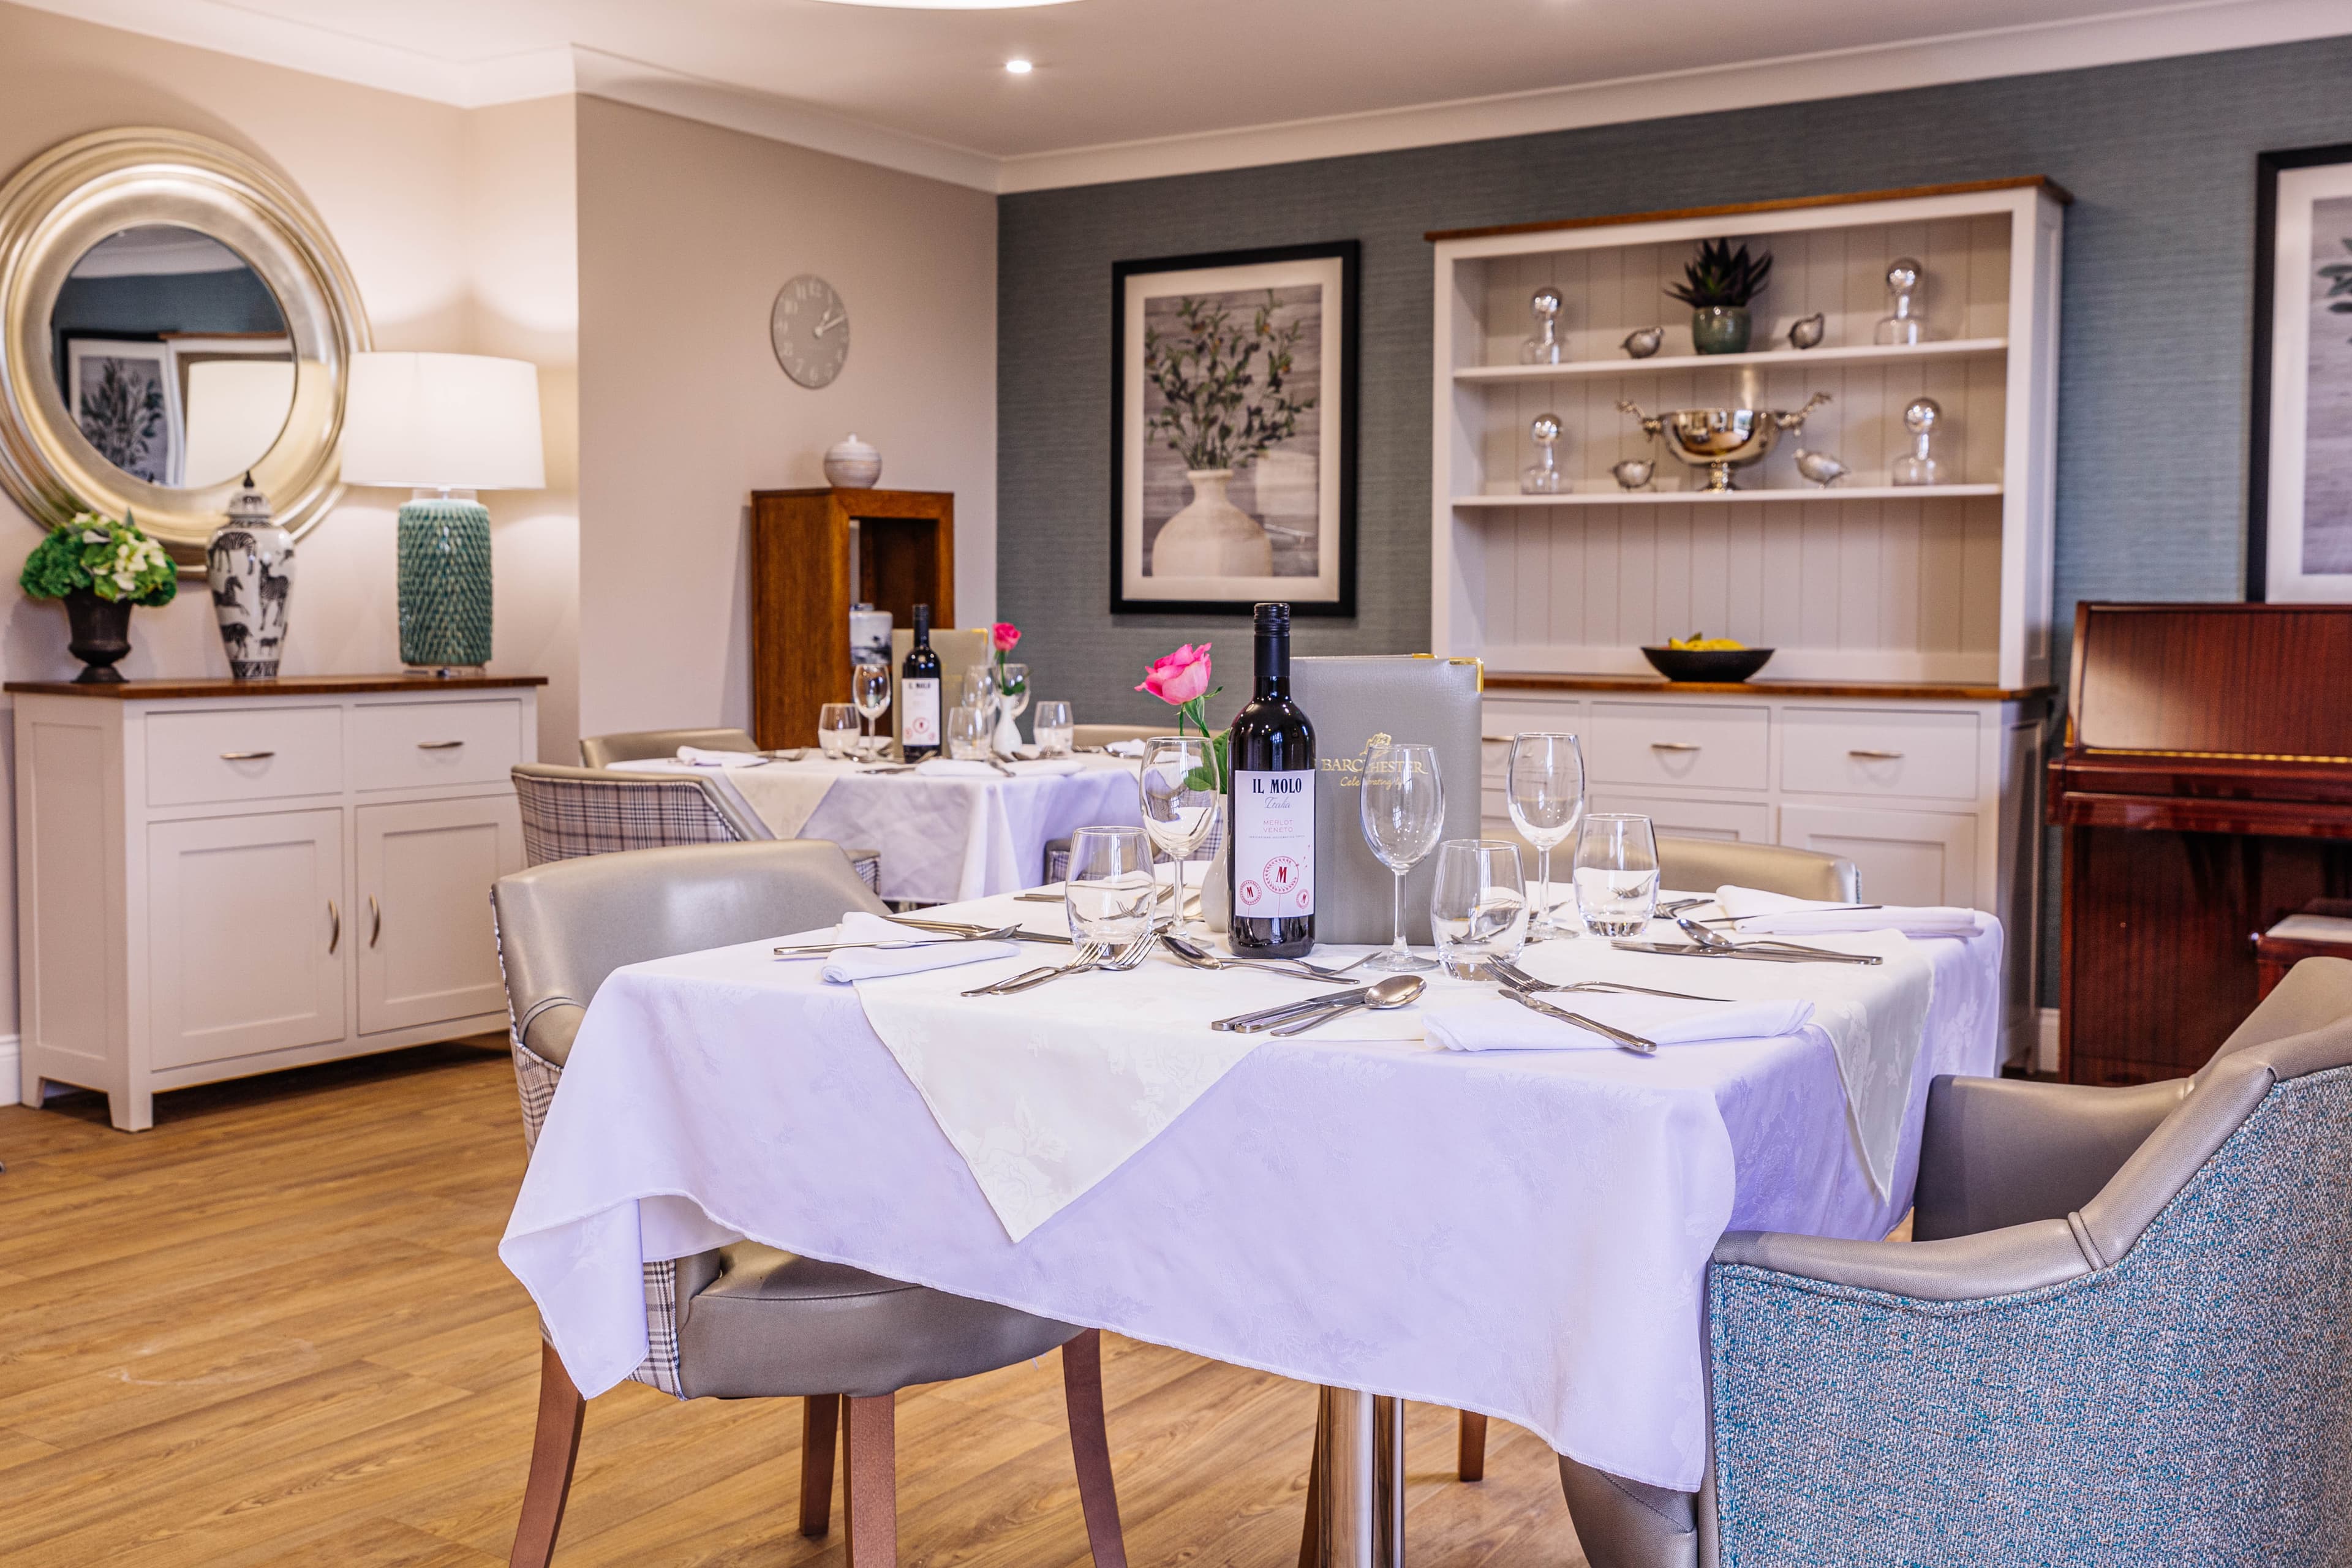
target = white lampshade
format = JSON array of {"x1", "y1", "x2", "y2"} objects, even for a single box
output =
[{"x1": 341, "y1": 352, "x2": 545, "y2": 491}]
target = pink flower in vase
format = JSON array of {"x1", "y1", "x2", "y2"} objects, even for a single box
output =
[
  {"x1": 1136, "y1": 643, "x2": 1213, "y2": 706},
  {"x1": 992, "y1": 622, "x2": 1022, "y2": 653}
]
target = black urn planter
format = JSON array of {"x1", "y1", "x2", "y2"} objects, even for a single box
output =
[{"x1": 62, "y1": 589, "x2": 134, "y2": 683}]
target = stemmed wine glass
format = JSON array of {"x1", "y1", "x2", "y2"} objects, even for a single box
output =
[
  {"x1": 1359, "y1": 741, "x2": 1445, "y2": 971},
  {"x1": 850, "y1": 663, "x2": 891, "y2": 760},
  {"x1": 960, "y1": 665, "x2": 999, "y2": 731},
  {"x1": 1507, "y1": 733, "x2": 1586, "y2": 939},
  {"x1": 1137, "y1": 736, "x2": 1221, "y2": 933}
]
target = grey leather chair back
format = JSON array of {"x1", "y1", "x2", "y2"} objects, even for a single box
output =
[
  {"x1": 1656, "y1": 835, "x2": 1859, "y2": 902},
  {"x1": 580, "y1": 727, "x2": 760, "y2": 768},
  {"x1": 494, "y1": 840, "x2": 886, "y2": 1072},
  {"x1": 1072, "y1": 722, "x2": 1178, "y2": 747}
]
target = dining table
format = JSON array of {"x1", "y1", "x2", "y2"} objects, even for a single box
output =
[
  {"x1": 622, "y1": 750, "x2": 1147, "y2": 903},
  {"x1": 501, "y1": 888, "x2": 2002, "y2": 1567}
]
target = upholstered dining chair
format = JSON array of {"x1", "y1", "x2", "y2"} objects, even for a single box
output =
[
  {"x1": 1557, "y1": 956, "x2": 2352, "y2": 1568},
  {"x1": 1071, "y1": 722, "x2": 1179, "y2": 748},
  {"x1": 492, "y1": 842, "x2": 1129, "y2": 1568},
  {"x1": 1654, "y1": 836, "x2": 1859, "y2": 903},
  {"x1": 578, "y1": 726, "x2": 760, "y2": 769},
  {"x1": 510, "y1": 762, "x2": 882, "y2": 891}
]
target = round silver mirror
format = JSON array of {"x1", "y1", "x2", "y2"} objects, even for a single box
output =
[{"x1": 0, "y1": 129, "x2": 370, "y2": 559}]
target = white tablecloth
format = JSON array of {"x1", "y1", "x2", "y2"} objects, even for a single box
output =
[
  {"x1": 627, "y1": 755, "x2": 1144, "y2": 902},
  {"x1": 500, "y1": 895, "x2": 2002, "y2": 1492}
]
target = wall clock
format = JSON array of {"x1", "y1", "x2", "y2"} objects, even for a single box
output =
[{"x1": 771, "y1": 274, "x2": 850, "y2": 388}]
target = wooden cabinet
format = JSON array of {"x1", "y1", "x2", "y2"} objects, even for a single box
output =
[{"x1": 9, "y1": 675, "x2": 540, "y2": 1130}]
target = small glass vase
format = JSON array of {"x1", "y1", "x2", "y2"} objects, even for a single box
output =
[{"x1": 1691, "y1": 306, "x2": 1752, "y2": 355}]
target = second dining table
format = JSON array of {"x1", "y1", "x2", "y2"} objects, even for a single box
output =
[{"x1": 502, "y1": 888, "x2": 2001, "y2": 1565}]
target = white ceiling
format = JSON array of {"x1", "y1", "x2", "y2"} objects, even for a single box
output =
[{"x1": 18, "y1": 0, "x2": 2351, "y2": 190}]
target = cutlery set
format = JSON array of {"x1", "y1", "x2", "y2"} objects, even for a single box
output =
[{"x1": 1210, "y1": 974, "x2": 1425, "y2": 1035}]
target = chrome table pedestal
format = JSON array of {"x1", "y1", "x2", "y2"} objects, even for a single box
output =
[{"x1": 1313, "y1": 1386, "x2": 1405, "y2": 1567}]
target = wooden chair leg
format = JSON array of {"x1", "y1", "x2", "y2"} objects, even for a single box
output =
[
  {"x1": 511, "y1": 1341, "x2": 587, "y2": 1568},
  {"x1": 1457, "y1": 1409, "x2": 1488, "y2": 1483},
  {"x1": 1297, "y1": 1404, "x2": 1325, "y2": 1568},
  {"x1": 841, "y1": 1392, "x2": 898, "y2": 1568},
  {"x1": 800, "y1": 1394, "x2": 841, "y2": 1537},
  {"x1": 1059, "y1": 1329, "x2": 1129, "y2": 1568}
]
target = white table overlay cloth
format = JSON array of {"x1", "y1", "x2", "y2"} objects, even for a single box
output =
[{"x1": 624, "y1": 755, "x2": 1144, "y2": 902}]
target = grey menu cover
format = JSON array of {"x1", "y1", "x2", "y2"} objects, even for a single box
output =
[{"x1": 1291, "y1": 655, "x2": 1485, "y2": 945}]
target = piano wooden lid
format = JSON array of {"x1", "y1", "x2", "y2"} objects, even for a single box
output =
[{"x1": 2065, "y1": 602, "x2": 2352, "y2": 764}]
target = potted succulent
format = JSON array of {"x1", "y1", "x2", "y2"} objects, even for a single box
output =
[
  {"x1": 1667, "y1": 238, "x2": 1773, "y2": 355},
  {"x1": 20, "y1": 510, "x2": 178, "y2": 682}
]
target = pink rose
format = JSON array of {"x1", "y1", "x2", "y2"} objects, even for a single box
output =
[
  {"x1": 991, "y1": 622, "x2": 1022, "y2": 653},
  {"x1": 1136, "y1": 643, "x2": 1212, "y2": 705}
]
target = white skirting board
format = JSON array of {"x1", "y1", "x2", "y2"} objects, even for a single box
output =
[{"x1": 0, "y1": 1035, "x2": 18, "y2": 1104}]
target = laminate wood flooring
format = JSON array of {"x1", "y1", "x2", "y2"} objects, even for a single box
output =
[{"x1": 0, "y1": 1043, "x2": 1587, "y2": 1567}]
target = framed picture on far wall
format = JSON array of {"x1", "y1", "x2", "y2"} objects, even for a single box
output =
[
  {"x1": 1112, "y1": 240, "x2": 1358, "y2": 616},
  {"x1": 2252, "y1": 142, "x2": 2352, "y2": 600},
  {"x1": 64, "y1": 337, "x2": 181, "y2": 486}
]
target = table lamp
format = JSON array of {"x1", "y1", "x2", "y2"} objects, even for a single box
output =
[{"x1": 341, "y1": 352, "x2": 544, "y2": 672}]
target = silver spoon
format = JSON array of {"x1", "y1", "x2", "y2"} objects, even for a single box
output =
[{"x1": 1269, "y1": 973, "x2": 1425, "y2": 1037}]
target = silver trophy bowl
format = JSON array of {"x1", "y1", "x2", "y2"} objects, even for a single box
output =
[{"x1": 1616, "y1": 394, "x2": 1831, "y2": 492}]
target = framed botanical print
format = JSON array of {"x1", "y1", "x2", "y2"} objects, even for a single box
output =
[
  {"x1": 1111, "y1": 240, "x2": 1358, "y2": 616},
  {"x1": 64, "y1": 336, "x2": 180, "y2": 486},
  {"x1": 2251, "y1": 142, "x2": 2352, "y2": 600}
]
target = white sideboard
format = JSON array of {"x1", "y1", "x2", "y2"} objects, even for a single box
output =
[{"x1": 10, "y1": 675, "x2": 541, "y2": 1130}]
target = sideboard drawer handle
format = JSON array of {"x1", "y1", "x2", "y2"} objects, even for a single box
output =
[
  {"x1": 220, "y1": 750, "x2": 276, "y2": 761},
  {"x1": 328, "y1": 899, "x2": 341, "y2": 955},
  {"x1": 1649, "y1": 742, "x2": 1701, "y2": 753},
  {"x1": 417, "y1": 739, "x2": 465, "y2": 750},
  {"x1": 1847, "y1": 748, "x2": 1905, "y2": 760}
]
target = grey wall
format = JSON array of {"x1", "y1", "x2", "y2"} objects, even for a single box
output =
[{"x1": 1000, "y1": 36, "x2": 2352, "y2": 999}]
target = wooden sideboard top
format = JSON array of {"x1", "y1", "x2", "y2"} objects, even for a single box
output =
[
  {"x1": 4, "y1": 674, "x2": 549, "y2": 699},
  {"x1": 1486, "y1": 672, "x2": 2056, "y2": 702}
]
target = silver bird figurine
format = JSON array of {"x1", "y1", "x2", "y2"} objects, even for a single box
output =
[
  {"x1": 1793, "y1": 448, "x2": 1850, "y2": 488},
  {"x1": 1621, "y1": 325, "x2": 1664, "y2": 360},
  {"x1": 1611, "y1": 458, "x2": 1656, "y2": 490},
  {"x1": 1787, "y1": 312, "x2": 1825, "y2": 350}
]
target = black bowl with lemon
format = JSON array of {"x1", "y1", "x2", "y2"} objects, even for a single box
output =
[{"x1": 1642, "y1": 634, "x2": 1774, "y2": 684}]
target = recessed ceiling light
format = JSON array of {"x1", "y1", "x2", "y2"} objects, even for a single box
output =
[
  {"x1": 1004, "y1": 58, "x2": 1035, "y2": 74},
  {"x1": 811, "y1": 1, "x2": 1080, "y2": 9}
]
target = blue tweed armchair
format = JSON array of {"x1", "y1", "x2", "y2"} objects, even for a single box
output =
[{"x1": 1559, "y1": 957, "x2": 2352, "y2": 1568}]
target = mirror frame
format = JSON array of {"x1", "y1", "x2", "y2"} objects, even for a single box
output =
[{"x1": 0, "y1": 127, "x2": 371, "y2": 559}]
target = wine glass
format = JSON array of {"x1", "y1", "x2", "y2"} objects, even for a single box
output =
[
  {"x1": 960, "y1": 665, "x2": 999, "y2": 731},
  {"x1": 1574, "y1": 813, "x2": 1660, "y2": 937},
  {"x1": 1139, "y1": 737, "x2": 1221, "y2": 932},
  {"x1": 1428, "y1": 840, "x2": 1528, "y2": 979},
  {"x1": 816, "y1": 703, "x2": 859, "y2": 759},
  {"x1": 1507, "y1": 733, "x2": 1586, "y2": 939},
  {"x1": 948, "y1": 702, "x2": 990, "y2": 760},
  {"x1": 1033, "y1": 700, "x2": 1074, "y2": 756},
  {"x1": 850, "y1": 662, "x2": 891, "y2": 760},
  {"x1": 998, "y1": 662, "x2": 1030, "y2": 744},
  {"x1": 1359, "y1": 741, "x2": 1444, "y2": 971},
  {"x1": 1065, "y1": 826, "x2": 1157, "y2": 950}
]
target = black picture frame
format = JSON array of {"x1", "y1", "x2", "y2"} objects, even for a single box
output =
[
  {"x1": 2248, "y1": 140, "x2": 2352, "y2": 600},
  {"x1": 1110, "y1": 239, "x2": 1359, "y2": 617}
]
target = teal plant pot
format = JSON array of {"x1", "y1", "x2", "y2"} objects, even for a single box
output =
[
  {"x1": 398, "y1": 499, "x2": 493, "y2": 669},
  {"x1": 1691, "y1": 306, "x2": 1753, "y2": 355}
]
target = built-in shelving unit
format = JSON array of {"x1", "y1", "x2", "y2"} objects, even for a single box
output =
[{"x1": 1429, "y1": 178, "x2": 2068, "y2": 1065}]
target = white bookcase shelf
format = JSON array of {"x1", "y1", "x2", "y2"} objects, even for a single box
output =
[{"x1": 1428, "y1": 178, "x2": 2068, "y2": 1065}]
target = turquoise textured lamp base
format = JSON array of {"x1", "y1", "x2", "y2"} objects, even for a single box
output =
[{"x1": 397, "y1": 499, "x2": 493, "y2": 670}]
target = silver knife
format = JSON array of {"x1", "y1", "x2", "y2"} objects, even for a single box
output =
[
  {"x1": 1504, "y1": 988, "x2": 1659, "y2": 1055},
  {"x1": 1213, "y1": 986, "x2": 1371, "y2": 1033}
]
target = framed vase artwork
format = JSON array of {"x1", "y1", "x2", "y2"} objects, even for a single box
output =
[
  {"x1": 1110, "y1": 240, "x2": 1358, "y2": 616},
  {"x1": 2251, "y1": 142, "x2": 2352, "y2": 601}
]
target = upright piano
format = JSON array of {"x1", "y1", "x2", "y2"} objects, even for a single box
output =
[{"x1": 2048, "y1": 602, "x2": 2352, "y2": 1084}]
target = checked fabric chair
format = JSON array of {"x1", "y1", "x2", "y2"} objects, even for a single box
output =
[
  {"x1": 492, "y1": 841, "x2": 1129, "y2": 1568},
  {"x1": 1558, "y1": 956, "x2": 2352, "y2": 1568},
  {"x1": 511, "y1": 762, "x2": 883, "y2": 892}
]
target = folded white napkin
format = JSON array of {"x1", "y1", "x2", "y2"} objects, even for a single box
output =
[
  {"x1": 914, "y1": 758, "x2": 1001, "y2": 779},
  {"x1": 1426, "y1": 992, "x2": 1814, "y2": 1052},
  {"x1": 1103, "y1": 739, "x2": 1149, "y2": 759},
  {"x1": 811, "y1": 912, "x2": 1020, "y2": 984},
  {"x1": 1714, "y1": 885, "x2": 1980, "y2": 938},
  {"x1": 1008, "y1": 758, "x2": 1085, "y2": 777},
  {"x1": 676, "y1": 745, "x2": 765, "y2": 768}
]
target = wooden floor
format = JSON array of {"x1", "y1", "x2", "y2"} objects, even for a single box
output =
[{"x1": 0, "y1": 1043, "x2": 1587, "y2": 1567}]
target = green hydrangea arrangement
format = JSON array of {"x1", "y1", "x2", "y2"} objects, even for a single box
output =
[{"x1": 20, "y1": 511, "x2": 178, "y2": 606}]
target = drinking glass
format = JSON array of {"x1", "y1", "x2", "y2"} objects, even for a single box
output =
[
  {"x1": 1428, "y1": 839, "x2": 1528, "y2": 979},
  {"x1": 1359, "y1": 741, "x2": 1445, "y2": 971},
  {"x1": 816, "y1": 703, "x2": 859, "y2": 759},
  {"x1": 1574, "y1": 813, "x2": 1661, "y2": 937},
  {"x1": 998, "y1": 662, "x2": 1030, "y2": 732},
  {"x1": 960, "y1": 665, "x2": 1000, "y2": 729},
  {"x1": 1065, "y1": 826, "x2": 1157, "y2": 950},
  {"x1": 1139, "y1": 737, "x2": 1221, "y2": 933},
  {"x1": 850, "y1": 662, "x2": 891, "y2": 759},
  {"x1": 1507, "y1": 733, "x2": 1586, "y2": 938},
  {"x1": 948, "y1": 702, "x2": 990, "y2": 760},
  {"x1": 1033, "y1": 700, "x2": 1075, "y2": 756}
]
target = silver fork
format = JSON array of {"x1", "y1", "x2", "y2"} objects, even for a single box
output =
[
  {"x1": 1488, "y1": 957, "x2": 1728, "y2": 1003},
  {"x1": 997, "y1": 935, "x2": 1154, "y2": 993},
  {"x1": 964, "y1": 941, "x2": 1106, "y2": 997}
]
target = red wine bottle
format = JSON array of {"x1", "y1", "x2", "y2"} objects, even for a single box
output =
[
  {"x1": 900, "y1": 604, "x2": 942, "y2": 760},
  {"x1": 1227, "y1": 602, "x2": 1315, "y2": 956}
]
